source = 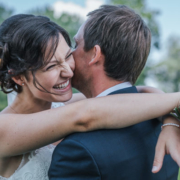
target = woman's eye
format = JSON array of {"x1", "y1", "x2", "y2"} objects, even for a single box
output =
[
  {"x1": 66, "y1": 53, "x2": 72, "y2": 59},
  {"x1": 46, "y1": 65, "x2": 56, "y2": 70}
]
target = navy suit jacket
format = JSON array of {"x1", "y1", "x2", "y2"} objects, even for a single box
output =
[{"x1": 49, "y1": 86, "x2": 178, "y2": 180}]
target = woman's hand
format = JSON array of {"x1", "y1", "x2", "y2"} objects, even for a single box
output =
[
  {"x1": 137, "y1": 86, "x2": 180, "y2": 173},
  {"x1": 152, "y1": 117, "x2": 180, "y2": 173}
]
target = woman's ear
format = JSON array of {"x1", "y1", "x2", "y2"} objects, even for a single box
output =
[
  {"x1": 12, "y1": 75, "x2": 25, "y2": 86},
  {"x1": 89, "y1": 45, "x2": 103, "y2": 66}
]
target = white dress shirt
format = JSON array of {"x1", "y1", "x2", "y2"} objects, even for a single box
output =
[{"x1": 96, "y1": 82, "x2": 132, "y2": 97}]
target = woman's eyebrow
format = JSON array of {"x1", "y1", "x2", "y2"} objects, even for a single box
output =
[
  {"x1": 48, "y1": 59, "x2": 59, "y2": 64},
  {"x1": 49, "y1": 48, "x2": 72, "y2": 63}
]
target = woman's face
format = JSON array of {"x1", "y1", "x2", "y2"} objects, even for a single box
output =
[{"x1": 24, "y1": 34, "x2": 75, "y2": 102}]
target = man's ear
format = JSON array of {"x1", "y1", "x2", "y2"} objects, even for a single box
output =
[
  {"x1": 89, "y1": 45, "x2": 102, "y2": 66},
  {"x1": 12, "y1": 75, "x2": 25, "y2": 86}
]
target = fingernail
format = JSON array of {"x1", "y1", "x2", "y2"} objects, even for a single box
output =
[{"x1": 152, "y1": 166, "x2": 158, "y2": 172}]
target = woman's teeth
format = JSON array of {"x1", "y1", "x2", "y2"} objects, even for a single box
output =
[{"x1": 54, "y1": 80, "x2": 69, "y2": 89}]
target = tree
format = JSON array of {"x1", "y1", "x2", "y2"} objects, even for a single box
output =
[
  {"x1": 30, "y1": 6, "x2": 83, "y2": 42},
  {"x1": 150, "y1": 36, "x2": 180, "y2": 92},
  {"x1": 0, "y1": 4, "x2": 13, "y2": 110},
  {"x1": 0, "y1": 3, "x2": 13, "y2": 24}
]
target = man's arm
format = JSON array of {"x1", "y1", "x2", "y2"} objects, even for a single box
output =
[{"x1": 49, "y1": 139, "x2": 101, "y2": 180}]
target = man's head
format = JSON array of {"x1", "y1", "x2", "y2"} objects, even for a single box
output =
[{"x1": 72, "y1": 5, "x2": 151, "y2": 95}]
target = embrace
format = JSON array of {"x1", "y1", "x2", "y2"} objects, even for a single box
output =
[{"x1": 0, "y1": 4, "x2": 180, "y2": 180}]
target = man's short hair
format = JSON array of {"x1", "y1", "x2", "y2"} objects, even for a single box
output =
[{"x1": 84, "y1": 5, "x2": 151, "y2": 84}]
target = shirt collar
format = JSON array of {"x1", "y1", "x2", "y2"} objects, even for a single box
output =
[{"x1": 96, "y1": 82, "x2": 132, "y2": 97}]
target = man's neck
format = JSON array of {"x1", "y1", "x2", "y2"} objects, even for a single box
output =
[{"x1": 84, "y1": 75, "x2": 125, "y2": 98}]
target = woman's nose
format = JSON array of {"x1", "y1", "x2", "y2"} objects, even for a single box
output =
[{"x1": 61, "y1": 61, "x2": 74, "y2": 78}]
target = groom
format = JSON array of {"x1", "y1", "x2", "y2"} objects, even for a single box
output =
[{"x1": 49, "y1": 5, "x2": 179, "y2": 179}]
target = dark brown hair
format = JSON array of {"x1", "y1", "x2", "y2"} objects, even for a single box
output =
[
  {"x1": 83, "y1": 5, "x2": 151, "y2": 84},
  {"x1": 0, "y1": 14, "x2": 71, "y2": 93}
]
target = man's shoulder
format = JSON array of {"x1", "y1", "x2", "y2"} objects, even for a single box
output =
[
  {"x1": 108, "y1": 85, "x2": 138, "y2": 95},
  {"x1": 59, "y1": 118, "x2": 160, "y2": 148},
  {"x1": 63, "y1": 129, "x2": 112, "y2": 145},
  {"x1": 55, "y1": 129, "x2": 120, "y2": 153}
]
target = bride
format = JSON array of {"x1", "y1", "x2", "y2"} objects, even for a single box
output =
[{"x1": 0, "y1": 14, "x2": 179, "y2": 179}]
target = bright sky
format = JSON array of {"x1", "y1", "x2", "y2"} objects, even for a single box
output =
[
  {"x1": 0, "y1": 0, "x2": 180, "y2": 60},
  {"x1": 147, "y1": 0, "x2": 180, "y2": 61},
  {"x1": 148, "y1": 0, "x2": 180, "y2": 43}
]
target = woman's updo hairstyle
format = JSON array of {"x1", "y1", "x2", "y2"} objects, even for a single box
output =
[{"x1": 0, "y1": 14, "x2": 71, "y2": 94}]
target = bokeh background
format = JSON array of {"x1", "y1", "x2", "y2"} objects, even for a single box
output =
[{"x1": 0, "y1": 0, "x2": 180, "y2": 111}]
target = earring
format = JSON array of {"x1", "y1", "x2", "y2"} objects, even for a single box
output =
[{"x1": 22, "y1": 83, "x2": 24, "y2": 86}]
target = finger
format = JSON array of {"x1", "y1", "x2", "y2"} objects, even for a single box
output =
[
  {"x1": 152, "y1": 139, "x2": 165, "y2": 173},
  {"x1": 169, "y1": 147, "x2": 180, "y2": 167}
]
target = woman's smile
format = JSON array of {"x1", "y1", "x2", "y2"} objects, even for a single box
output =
[{"x1": 53, "y1": 79, "x2": 71, "y2": 93}]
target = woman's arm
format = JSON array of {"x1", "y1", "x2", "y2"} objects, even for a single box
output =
[
  {"x1": 0, "y1": 92, "x2": 179, "y2": 157},
  {"x1": 136, "y1": 86, "x2": 178, "y2": 122},
  {"x1": 137, "y1": 86, "x2": 165, "y2": 122}
]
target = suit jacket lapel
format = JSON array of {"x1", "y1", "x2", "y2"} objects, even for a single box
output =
[{"x1": 108, "y1": 86, "x2": 138, "y2": 95}]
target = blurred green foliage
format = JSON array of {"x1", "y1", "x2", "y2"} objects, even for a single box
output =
[
  {"x1": 72, "y1": 88, "x2": 79, "y2": 93},
  {"x1": 0, "y1": 3, "x2": 13, "y2": 24},
  {"x1": 0, "y1": 91, "x2": 7, "y2": 111},
  {"x1": 30, "y1": 7, "x2": 83, "y2": 42},
  {"x1": 147, "y1": 36, "x2": 180, "y2": 92},
  {"x1": 0, "y1": 4, "x2": 13, "y2": 111}
]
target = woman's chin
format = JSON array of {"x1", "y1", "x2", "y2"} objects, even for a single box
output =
[{"x1": 52, "y1": 91, "x2": 73, "y2": 103}]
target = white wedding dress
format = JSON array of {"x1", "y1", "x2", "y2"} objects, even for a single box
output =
[
  {"x1": 0, "y1": 145, "x2": 55, "y2": 180},
  {"x1": 0, "y1": 97, "x2": 64, "y2": 180}
]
